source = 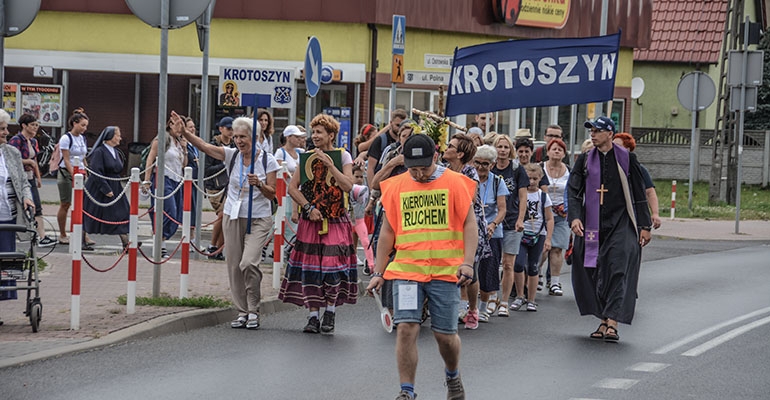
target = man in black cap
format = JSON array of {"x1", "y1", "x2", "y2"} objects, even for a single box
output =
[
  {"x1": 567, "y1": 116, "x2": 651, "y2": 342},
  {"x1": 203, "y1": 116, "x2": 237, "y2": 260},
  {"x1": 367, "y1": 134, "x2": 477, "y2": 400}
]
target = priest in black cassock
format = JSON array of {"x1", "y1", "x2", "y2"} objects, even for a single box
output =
[
  {"x1": 83, "y1": 126, "x2": 130, "y2": 250},
  {"x1": 567, "y1": 117, "x2": 652, "y2": 342}
]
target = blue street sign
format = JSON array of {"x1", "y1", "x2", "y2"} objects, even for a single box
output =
[
  {"x1": 392, "y1": 15, "x2": 405, "y2": 55},
  {"x1": 321, "y1": 65, "x2": 334, "y2": 84},
  {"x1": 305, "y1": 36, "x2": 323, "y2": 97}
]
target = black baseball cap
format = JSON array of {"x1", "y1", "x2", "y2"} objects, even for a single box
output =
[{"x1": 403, "y1": 134, "x2": 436, "y2": 168}]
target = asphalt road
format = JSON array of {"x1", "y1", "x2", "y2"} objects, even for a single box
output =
[{"x1": 1, "y1": 239, "x2": 769, "y2": 400}]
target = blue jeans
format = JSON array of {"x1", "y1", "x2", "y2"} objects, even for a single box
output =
[{"x1": 392, "y1": 279, "x2": 459, "y2": 334}]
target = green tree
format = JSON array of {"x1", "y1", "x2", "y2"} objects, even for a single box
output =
[{"x1": 745, "y1": 27, "x2": 770, "y2": 129}]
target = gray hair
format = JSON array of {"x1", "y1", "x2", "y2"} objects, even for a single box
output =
[
  {"x1": 475, "y1": 145, "x2": 498, "y2": 161},
  {"x1": 0, "y1": 109, "x2": 10, "y2": 125},
  {"x1": 232, "y1": 116, "x2": 255, "y2": 134}
]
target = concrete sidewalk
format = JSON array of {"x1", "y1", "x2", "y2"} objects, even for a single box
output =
[{"x1": 0, "y1": 178, "x2": 768, "y2": 368}]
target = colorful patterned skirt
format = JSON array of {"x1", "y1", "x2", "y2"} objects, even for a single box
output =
[{"x1": 279, "y1": 215, "x2": 359, "y2": 309}]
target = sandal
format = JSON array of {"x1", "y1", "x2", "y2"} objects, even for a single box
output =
[
  {"x1": 58, "y1": 236, "x2": 70, "y2": 245},
  {"x1": 590, "y1": 323, "x2": 608, "y2": 339},
  {"x1": 485, "y1": 297, "x2": 500, "y2": 315},
  {"x1": 604, "y1": 325, "x2": 619, "y2": 342}
]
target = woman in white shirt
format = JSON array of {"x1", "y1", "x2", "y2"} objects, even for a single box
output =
[
  {"x1": 142, "y1": 117, "x2": 187, "y2": 258},
  {"x1": 176, "y1": 112, "x2": 277, "y2": 331},
  {"x1": 274, "y1": 125, "x2": 306, "y2": 175},
  {"x1": 57, "y1": 108, "x2": 90, "y2": 247},
  {"x1": 256, "y1": 109, "x2": 274, "y2": 154},
  {"x1": 541, "y1": 139, "x2": 571, "y2": 296}
]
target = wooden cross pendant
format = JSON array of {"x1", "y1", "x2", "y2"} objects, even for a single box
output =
[{"x1": 596, "y1": 184, "x2": 608, "y2": 205}]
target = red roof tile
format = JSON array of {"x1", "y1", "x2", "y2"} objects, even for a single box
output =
[{"x1": 634, "y1": 0, "x2": 727, "y2": 64}]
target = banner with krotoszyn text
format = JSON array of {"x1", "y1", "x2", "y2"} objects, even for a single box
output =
[{"x1": 445, "y1": 33, "x2": 620, "y2": 116}]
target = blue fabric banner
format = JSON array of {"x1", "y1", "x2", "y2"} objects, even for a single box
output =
[{"x1": 445, "y1": 33, "x2": 621, "y2": 116}]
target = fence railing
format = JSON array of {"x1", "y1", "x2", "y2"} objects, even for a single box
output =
[{"x1": 631, "y1": 127, "x2": 766, "y2": 147}]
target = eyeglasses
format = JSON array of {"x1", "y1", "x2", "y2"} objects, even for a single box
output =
[
  {"x1": 473, "y1": 160, "x2": 492, "y2": 168},
  {"x1": 446, "y1": 143, "x2": 456, "y2": 150}
]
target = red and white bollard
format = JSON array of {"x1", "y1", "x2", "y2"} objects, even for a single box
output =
[
  {"x1": 127, "y1": 168, "x2": 139, "y2": 314},
  {"x1": 670, "y1": 180, "x2": 676, "y2": 220},
  {"x1": 273, "y1": 163, "x2": 287, "y2": 289},
  {"x1": 71, "y1": 173, "x2": 84, "y2": 330},
  {"x1": 180, "y1": 166, "x2": 192, "y2": 298}
]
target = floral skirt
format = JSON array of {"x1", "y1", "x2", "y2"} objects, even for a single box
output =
[{"x1": 279, "y1": 215, "x2": 359, "y2": 309}]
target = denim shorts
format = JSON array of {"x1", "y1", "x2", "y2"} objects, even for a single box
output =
[
  {"x1": 502, "y1": 229, "x2": 524, "y2": 255},
  {"x1": 392, "y1": 279, "x2": 459, "y2": 335}
]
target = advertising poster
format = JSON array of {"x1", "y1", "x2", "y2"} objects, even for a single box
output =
[
  {"x1": 20, "y1": 84, "x2": 64, "y2": 127},
  {"x1": 218, "y1": 66, "x2": 296, "y2": 109},
  {"x1": 3, "y1": 83, "x2": 19, "y2": 123}
]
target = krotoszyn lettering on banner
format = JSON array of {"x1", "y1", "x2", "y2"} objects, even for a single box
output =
[
  {"x1": 445, "y1": 32, "x2": 621, "y2": 116},
  {"x1": 218, "y1": 66, "x2": 296, "y2": 108}
]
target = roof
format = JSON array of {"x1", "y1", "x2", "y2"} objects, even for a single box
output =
[{"x1": 634, "y1": 0, "x2": 728, "y2": 64}]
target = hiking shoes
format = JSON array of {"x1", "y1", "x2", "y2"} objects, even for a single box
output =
[
  {"x1": 321, "y1": 311, "x2": 336, "y2": 334},
  {"x1": 303, "y1": 316, "x2": 320, "y2": 333}
]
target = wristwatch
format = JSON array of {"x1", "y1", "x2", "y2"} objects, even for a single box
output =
[
  {"x1": 640, "y1": 226, "x2": 652, "y2": 231},
  {"x1": 302, "y1": 203, "x2": 313, "y2": 213}
]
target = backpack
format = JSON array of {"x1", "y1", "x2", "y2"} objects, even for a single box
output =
[
  {"x1": 139, "y1": 140, "x2": 153, "y2": 174},
  {"x1": 48, "y1": 132, "x2": 72, "y2": 177}
]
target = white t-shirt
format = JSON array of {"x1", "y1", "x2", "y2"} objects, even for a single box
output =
[
  {"x1": 523, "y1": 189, "x2": 552, "y2": 234},
  {"x1": 222, "y1": 147, "x2": 279, "y2": 219},
  {"x1": 256, "y1": 137, "x2": 273, "y2": 155},
  {"x1": 544, "y1": 166, "x2": 570, "y2": 206},
  {"x1": 59, "y1": 133, "x2": 88, "y2": 168},
  {"x1": 274, "y1": 147, "x2": 305, "y2": 174}
]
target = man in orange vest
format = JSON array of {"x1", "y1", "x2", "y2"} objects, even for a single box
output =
[{"x1": 366, "y1": 134, "x2": 478, "y2": 400}]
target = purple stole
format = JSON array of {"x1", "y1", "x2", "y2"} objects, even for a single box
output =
[{"x1": 584, "y1": 144, "x2": 630, "y2": 268}]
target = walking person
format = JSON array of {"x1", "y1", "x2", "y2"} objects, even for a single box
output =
[
  {"x1": 366, "y1": 134, "x2": 477, "y2": 400},
  {"x1": 0, "y1": 108, "x2": 35, "y2": 252},
  {"x1": 279, "y1": 114, "x2": 357, "y2": 335},
  {"x1": 83, "y1": 126, "x2": 130, "y2": 250},
  {"x1": 175, "y1": 111, "x2": 278, "y2": 330},
  {"x1": 490, "y1": 135, "x2": 528, "y2": 316},
  {"x1": 568, "y1": 117, "x2": 652, "y2": 342},
  {"x1": 143, "y1": 117, "x2": 188, "y2": 258},
  {"x1": 510, "y1": 163, "x2": 554, "y2": 312},
  {"x1": 256, "y1": 109, "x2": 274, "y2": 154},
  {"x1": 204, "y1": 116, "x2": 236, "y2": 260},
  {"x1": 442, "y1": 133, "x2": 490, "y2": 330},
  {"x1": 8, "y1": 113, "x2": 55, "y2": 247},
  {"x1": 539, "y1": 138, "x2": 571, "y2": 295},
  {"x1": 473, "y1": 145, "x2": 508, "y2": 321},
  {"x1": 55, "y1": 109, "x2": 91, "y2": 248}
]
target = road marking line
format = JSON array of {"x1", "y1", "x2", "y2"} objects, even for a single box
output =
[
  {"x1": 569, "y1": 398, "x2": 606, "y2": 400},
  {"x1": 592, "y1": 378, "x2": 639, "y2": 390},
  {"x1": 652, "y1": 306, "x2": 770, "y2": 354},
  {"x1": 682, "y1": 315, "x2": 770, "y2": 357},
  {"x1": 627, "y1": 362, "x2": 670, "y2": 372}
]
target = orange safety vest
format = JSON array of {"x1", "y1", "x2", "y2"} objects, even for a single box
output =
[{"x1": 379, "y1": 168, "x2": 476, "y2": 283}]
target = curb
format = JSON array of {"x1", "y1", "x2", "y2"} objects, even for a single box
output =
[{"x1": 0, "y1": 297, "x2": 297, "y2": 369}]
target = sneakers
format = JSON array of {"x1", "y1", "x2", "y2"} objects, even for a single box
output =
[
  {"x1": 230, "y1": 316, "x2": 247, "y2": 329},
  {"x1": 496, "y1": 303, "x2": 509, "y2": 317},
  {"x1": 320, "y1": 311, "x2": 335, "y2": 334},
  {"x1": 537, "y1": 275, "x2": 544, "y2": 291},
  {"x1": 478, "y1": 311, "x2": 490, "y2": 323},
  {"x1": 246, "y1": 314, "x2": 260, "y2": 330},
  {"x1": 395, "y1": 390, "x2": 416, "y2": 400},
  {"x1": 161, "y1": 248, "x2": 169, "y2": 259},
  {"x1": 445, "y1": 374, "x2": 465, "y2": 400},
  {"x1": 362, "y1": 260, "x2": 372, "y2": 276},
  {"x1": 549, "y1": 283, "x2": 563, "y2": 296},
  {"x1": 463, "y1": 309, "x2": 479, "y2": 330},
  {"x1": 38, "y1": 236, "x2": 56, "y2": 247},
  {"x1": 526, "y1": 301, "x2": 538, "y2": 312},
  {"x1": 510, "y1": 297, "x2": 527, "y2": 311},
  {"x1": 457, "y1": 305, "x2": 469, "y2": 323},
  {"x1": 303, "y1": 316, "x2": 320, "y2": 334},
  {"x1": 208, "y1": 246, "x2": 225, "y2": 261}
]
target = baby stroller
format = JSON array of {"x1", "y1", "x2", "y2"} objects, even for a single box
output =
[{"x1": 0, "y1": 207, "x2": 43, "y2": 332}]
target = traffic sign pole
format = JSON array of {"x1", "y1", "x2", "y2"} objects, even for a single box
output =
[
  {"x1": 304, "y1": 36, "x2": 323, "y2": 124},
  {"x1": 735, "y1": 16, "x2": 751, "y2": 234},
  {"x1": 688, "y1": 72, "x2": 699, "y2": 210}
]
